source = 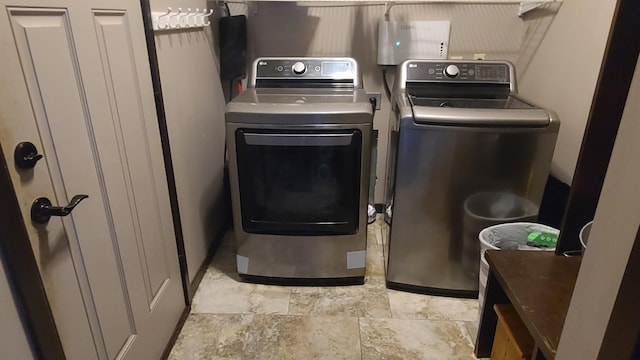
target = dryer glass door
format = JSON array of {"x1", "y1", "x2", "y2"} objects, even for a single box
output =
[{"x1": 235, "y1": 129, "x2": 362, "y2": 235}]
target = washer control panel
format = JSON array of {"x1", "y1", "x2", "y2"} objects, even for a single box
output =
[
  {"x1": 405, "y1": 61, "x2": 511, "y2": 83},
  {"x1": 255, "y1": 57, "x2": 357, "y2": 81}
]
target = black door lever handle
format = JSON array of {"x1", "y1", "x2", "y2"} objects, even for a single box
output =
[{"x1": 31, "y1": 194, "x2": 89, "y2": 224}]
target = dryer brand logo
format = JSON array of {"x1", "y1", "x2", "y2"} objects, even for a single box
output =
[
  {"x1": 400, "y1": 24, "x2": 414, "y2": 30},
  {"x1": 258, "y1": 61, "x2": 267, "y2": 66}
]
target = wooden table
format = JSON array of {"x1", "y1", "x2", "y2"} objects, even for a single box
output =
[{"x1": 474, "y1": 250, "x2": 582, "y2": 359}]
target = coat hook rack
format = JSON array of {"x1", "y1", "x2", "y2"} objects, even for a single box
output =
[{"x1": 152, "y1": 7, "x2": 214, "y2": 31}]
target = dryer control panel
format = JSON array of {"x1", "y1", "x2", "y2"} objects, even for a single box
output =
[{"x1": 253, "y1": 57, "x2": 359, "y2": 84}]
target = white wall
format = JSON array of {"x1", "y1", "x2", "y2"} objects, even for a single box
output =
[
  {"x1": 556, "y1": 47, "x2": 640, "y2": 359},
  {"x1": 0, "y1": 250, "x2": 35, "y2": 360},
  {"x1": 237, "y1": 2, "x2": 560, "y2": 202},
  {"x1": 150, "y1": 0, "x2": 228, "y2": 284},
  {"x1": 518, "y1": 0, "x2": 617, "y2": 184}
]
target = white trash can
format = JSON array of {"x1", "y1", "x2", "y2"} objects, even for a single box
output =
[
  {"x1": 478, "y1": 222, "x2": 558, "y2": 316},
  {"x1": 462, "y1": 192, "x2": 538, "y2": 288}
]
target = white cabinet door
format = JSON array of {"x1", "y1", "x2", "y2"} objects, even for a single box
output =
[{"x1": 0, "y1": 1, "x2": 184, "y2": 359}]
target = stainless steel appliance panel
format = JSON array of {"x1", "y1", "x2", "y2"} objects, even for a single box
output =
[
  {"x1": 385, "y1": 114, "x2": 558, "y2": 292},
  {"x1": 225, "y1": 57, "x2": 373, "y2": 282},
  {"x1": 227, "y1": 122, "x2": 371, "y2": 279},
  {"x1": 225, "y1": 89, "x2": 373, "y2": 123}
]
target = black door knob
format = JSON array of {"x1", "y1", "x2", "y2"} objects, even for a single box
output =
[
  {"x1": 31, "y1": 195, "x2": 89, "y2": 224},
  {"x1": 14, "y1": 142, "x2": 43, "y2": 169}
]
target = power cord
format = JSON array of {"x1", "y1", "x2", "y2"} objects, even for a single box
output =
[
  {"x1": 382, "y1": 67, "x2": 393, "y2": 101},
  {"x1": 369, "y1": 96, "x2": 377, "y2": 116},
  {"x1": 224, "y1": 1, "x2": 231, "y2": 16}
]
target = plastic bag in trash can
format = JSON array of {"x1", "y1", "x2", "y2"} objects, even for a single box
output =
[
  {"x1": 477, "y1": 222, "x2": 558, "y2": 318},
  {"x1": 480, "y1": 222, "x2": 559, "y2": 251}
]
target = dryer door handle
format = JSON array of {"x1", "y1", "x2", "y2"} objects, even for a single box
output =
[{"x1": 243, "y1": 133, "x2": 353, "y2": 146}]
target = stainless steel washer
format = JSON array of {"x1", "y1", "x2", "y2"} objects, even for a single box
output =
[
  {"x1": 383, "y1": 60, "x2": 559, "y2": 297},
  {"x1": 225, "y1": 57, "x2": 373, "y2": 284}
]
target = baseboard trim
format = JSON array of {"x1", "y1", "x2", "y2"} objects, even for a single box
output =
[
  {"x1": 187, "y1": 216, "x2": 232, "y2": 302},
  {"x1": 160, "y1": 305, "x2": 190, "y2": 360}
]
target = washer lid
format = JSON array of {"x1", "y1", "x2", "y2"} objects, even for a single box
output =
[
  {"x1": 410, "y1": 105, "x2": 552, "y2": 127},
  {"x1": 407, "y1": 94, "x2": 553, "y2": 127},
  {"x1": 410, "y1": 95, "x2": 536, "y2": 109}
]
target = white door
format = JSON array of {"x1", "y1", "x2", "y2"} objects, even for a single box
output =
[
  {"x1": 0, "y1": 1, "x2": 185, "y2": 359},
  {"x1": 0, "y1": 250, "x2": 36, "y2": 360}
]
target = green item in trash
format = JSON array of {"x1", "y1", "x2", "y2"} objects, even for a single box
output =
[{"x1": 526, "y1": 231, "x2": 558, "y2": 248}]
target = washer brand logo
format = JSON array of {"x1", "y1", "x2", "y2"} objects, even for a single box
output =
[
  {"x1": 400, "y1": 24, "x2": 414, "y2": 30},
  {"x1": 409, "y1": 64, "x2": 418, "y2": 68},
  {"x1": 258, "y1": 61, "x2": 267, "y2": 66}
]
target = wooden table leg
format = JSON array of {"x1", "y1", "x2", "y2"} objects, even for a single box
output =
[{"x1": 475, "y1": 268, "x2": 509, "y2": 358}]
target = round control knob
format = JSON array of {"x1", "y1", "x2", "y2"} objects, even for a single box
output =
[
  {"x1": 444, "y1": 64, "x2": 460, "y2": 78},
  {"x1": 292, "y1": 62, "x2": 306, "y2": 75}
]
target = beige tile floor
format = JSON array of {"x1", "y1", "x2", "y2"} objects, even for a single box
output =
[{"x1": 169, "y1": 217, "x2": 482, "y2": 360}]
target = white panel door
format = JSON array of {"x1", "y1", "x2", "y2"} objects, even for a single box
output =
[
  {"x1": 0, "y1": 250, "x2": 36, "y2": 360},
  {"x1": 0, "y1": 1, "x2": 184, "y2": 359}
]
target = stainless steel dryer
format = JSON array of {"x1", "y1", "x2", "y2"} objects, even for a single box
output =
[
  {"x1": 226, "y1": 57, "x2": 373, "y2": 285},
  {"x1": 383, "y1": 60, "x2": 559, "y2": 297}
]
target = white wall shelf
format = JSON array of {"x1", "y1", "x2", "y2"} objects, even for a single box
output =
[
  {"x1": 226, "y1": 0, "x2": 559, "y2": 16},
  {"x1": 226, "y1": 0, "x2": 560, "y2": 3}
]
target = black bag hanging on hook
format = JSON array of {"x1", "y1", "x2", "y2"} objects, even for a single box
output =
[{"x1": 219, "y1": 14, "x2": 247, "y2": 81}]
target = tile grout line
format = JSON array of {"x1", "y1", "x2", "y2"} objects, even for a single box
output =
[
  {"x1": 286, "y1": 287, "x2": 292, "y2": 315},
  {"x1": 459, "y1": 320, "x2": 478, "y2": 348},
  {"x1": 357, "y1": 317, "x2": 364, "y2": 360}
]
